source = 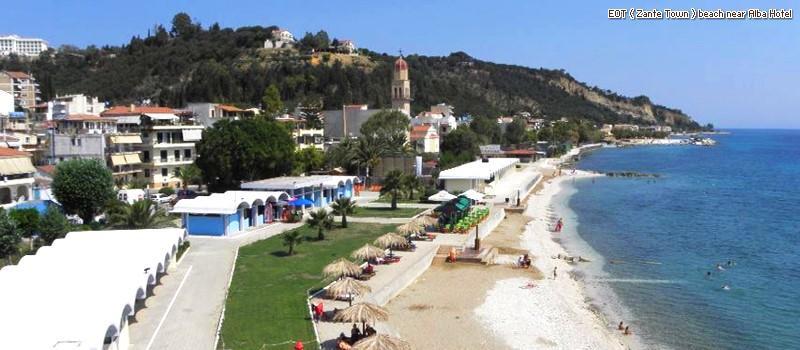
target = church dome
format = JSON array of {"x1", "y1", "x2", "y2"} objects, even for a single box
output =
[{"x1": 394, "y1": 57, "x2": 408, "y2": 71}]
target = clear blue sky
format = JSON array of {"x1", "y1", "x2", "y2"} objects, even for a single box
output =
[{"x1": 6, "y1": 0, "x2": 799, "y2": 128}]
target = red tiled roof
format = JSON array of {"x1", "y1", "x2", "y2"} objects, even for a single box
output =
[
  {"x1": 410, "y1": 125, "x2": 434, "y2": 140},
  {"x1": 217, "y1": 104, "x2": 244, "y2": 112},
  {"x1": 0, "y1": 147, "x2": 31, "y2": 157},
  {"x1": 101, "y1": 105, "x2": 176, "y2": 116},
  {"x1": 37, "y1": 165, "x2": 55, "y2": 175},
  {"x1": 505, "y1": 149, "x2": 535, "y2": 156},
  {"x1": 3, "y1": 71, "x2": 31, "y2": 79}
]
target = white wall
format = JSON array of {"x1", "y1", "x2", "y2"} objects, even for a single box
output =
[{"x1": 0, "y1": 90, "x2": 12, "y2": 115}]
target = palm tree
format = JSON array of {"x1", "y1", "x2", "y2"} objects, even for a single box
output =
[
  {"x1": 401, "y1": 174, "x2": 422, "y2": 201},
  {"x1": 354, "y1": 137, "x2": 384, "y2": 184},
  {"x1": 330, "y1": 197, "x2": 357, "y2": 228},
  {"x1": 380, "y1": 170, "x2": 404, "y2": 210},
  {"x1": 307, "y1": 208, "x2": 333, "y2": 240},
  {"x1": 282, "y1": 231, "x2": 303, "y2": 255},
  {"x1": 107, "y1": 199, "x2": 174, "y2": 229},
  {"x1": 176, "y1": 164, "x2": 202, "y2": 191}
]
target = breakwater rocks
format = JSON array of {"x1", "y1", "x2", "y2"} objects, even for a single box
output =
[{"x1": 605, "y1": 171, "x2": 660, "y2": 178}]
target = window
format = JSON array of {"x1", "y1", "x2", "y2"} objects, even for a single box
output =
[
  {"x1": 144, "y1": 169, "x2": 150, "y2": 177},
  {"x1": 174, "y1": 167, "x2": 181, "y2": 176},
  {"x1": 71, "y1": 138, "x2": 76, "y2": 146},
  {"x1": 77, "y1": 138, "x2": 82, "y2": 146},
  {"x1": 174, "y1": 150, "x2": 180, "y2": 160},
  {"x1": 184, "y1": 149, "x2": 191, "y2": 159},
  {"x1": 161, "y1": 168, "x2": 168, "y2": 177},
  {"x1": 160, "y1": 150, "x2": 167, "y2": 162},
  {"x1": 157, "y1": 132, "x2": 163, "y2": 143},
  {"x1": 143, "y1": 151, "x2": 150, "y2": 162}
]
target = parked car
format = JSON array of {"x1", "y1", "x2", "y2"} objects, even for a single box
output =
[
  {"x1": 149, "y1": 193, "x2": 172, "y2": 204},
  {"x1": 176, "y1": 189, "x2": 198, "y2": 200},
  {"x1": 118, "y1": 189, "x2": 145, "y2": 204}
]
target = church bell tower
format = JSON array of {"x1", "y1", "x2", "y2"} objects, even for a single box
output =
[{"x1": 391, "y1": 56, "x2": 411, "y2": 116}]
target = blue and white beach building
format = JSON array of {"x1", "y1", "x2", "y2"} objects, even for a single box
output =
[
  {"x1": 241, "y1": 175, "x2": 358, "y2": 208},
  {"x1": 172, "y1": 190, "x2": 289, "y2": 236}
]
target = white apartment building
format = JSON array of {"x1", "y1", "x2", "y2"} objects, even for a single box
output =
[
  {"x1": 146, "y1": 124, "x2": 203, "y2": 189},
  {"x1": 51, "y1": 94, "x2": 106, "y2": 120},
  {"x1": 0, "y1": 35, "x2": 48, "y2": 57},
  {"x1": 264, "y1": 28, "x2": 295, "y2": 49}
]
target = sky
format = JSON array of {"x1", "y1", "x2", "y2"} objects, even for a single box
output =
[{"x1": 5, "y1": 0, "x2": 799, "y2": 128}]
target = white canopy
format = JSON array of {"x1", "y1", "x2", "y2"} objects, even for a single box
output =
[
  {"x1": 144, "y1": 113, "x2": 179, "y2": 121},
  {"x1": 460, "y1": 189, "x2": 485, "y2": 201},
  {"x1": 439, "y1": 158, "x2": 519, "y2": 180},
  {"x1": 172, "y1": 190, "x2": 290, "y2": 215},
  {"x1": 0, "y1": 228, "x2": 185, "y2": 350},
  {"x1": 428, "y1": 190, "x2": 457, "y2": 202}
]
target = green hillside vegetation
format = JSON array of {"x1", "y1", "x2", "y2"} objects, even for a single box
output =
[{"x1": 0, "y1": 12, "x2": 701, "y2": 130}]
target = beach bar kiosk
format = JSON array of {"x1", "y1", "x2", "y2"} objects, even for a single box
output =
[
  {"x1": 439, "y1": 158, "x2": 519, "y2": 193},
  {"x1": 241, "y1": 175, "x2": 358, "y2": 208},
  {"x1": 172, "y1": 190, "x2": 289, "y2": 236}
]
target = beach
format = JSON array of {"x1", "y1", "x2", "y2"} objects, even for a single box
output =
[{"x1": 385, "y1": 160, "x2": 632, "y2": 349}]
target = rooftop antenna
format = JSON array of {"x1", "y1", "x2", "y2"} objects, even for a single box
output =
[{"x1": 399, "y1": 49, "x2": 403, "y2": 57}]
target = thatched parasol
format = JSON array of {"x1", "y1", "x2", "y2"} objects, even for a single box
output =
[
  {"x1": 323, "y1": 258, "x2": 362, "y2": 280},
  {"x1": 333, "y1": 302, "x2": 389, "y2": 332},
  {"x1": 396, "y1": 221, "x2": 424, "y2": 237},
  {"x1": 327, "y1": 277, "x2": 371, "y2": 306},
  {"x1": 351, "y1": 243, "x2": 386, "y2": 261},
  {"x1": 352, "y1": 334, "x2": 412, "y2": 350},
  {"x1": 374, "y1": 232, "x2": 408, "y2": 250},
  {"x1": 414, "y1": 215, "x2": 438, "y2": 226}
]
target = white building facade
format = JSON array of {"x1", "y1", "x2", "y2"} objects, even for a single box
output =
[{"x1": 0, "y1": 35, "x2": 48, "y2": 57}]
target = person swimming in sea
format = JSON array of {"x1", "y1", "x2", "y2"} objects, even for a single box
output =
[
  {"x1": 716, "y1": 264, "x2": 725, "y2": 271},
  {"x1": 706, "y1": 271, "x2": 712, "y2": 279},
  {"x1": 721, "y1": 284, "x2": 730, "y2": 291}
]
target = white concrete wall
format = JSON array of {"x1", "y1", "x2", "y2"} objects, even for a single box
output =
[{"x1": 366, "y1": 242, "x2": 438, "y2": 306}]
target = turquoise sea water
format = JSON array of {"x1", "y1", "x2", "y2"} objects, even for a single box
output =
[{"x1": 566, "y1": 130, "x2": 800, "y2": 349}]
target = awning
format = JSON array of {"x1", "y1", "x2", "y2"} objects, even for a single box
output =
[
  {"x1": 114, "y1": 116, "x2": 141, "y2": 125},
  {"x1": 124, "y1": 153, "x2": 141, "y2": 165},
  {"x1": 145, "y1": 113, "x2": 179, "y2": 121},
  {"x1": 110, "y1": 155, "x2": 126, "y2": 166},
  {"x1": 182, "y1": 129, "x2": 202, "y2": 141},
  {"x1": 0, "y1": 157, "x2": 36, "y2": 175},
  {"x1": 109, "y1": 135, "x2": 142, "y2": 144}
]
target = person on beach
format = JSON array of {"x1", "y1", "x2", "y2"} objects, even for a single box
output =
[
  {"x1": 618, "y1": 321, "x2": 624, "y2": 330},
  {"x1": 553, "y1": 266, "x2": 558, "y2": 279},
  {"x1": 351, "y1": 324, "x2": 361, "y2": 342},
  {"x1": 624, "y1": 326, "x2": 631, "y2": 335}
]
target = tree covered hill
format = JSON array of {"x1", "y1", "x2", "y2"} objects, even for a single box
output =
[{"x1": 0, "y1": 13, "x2": 701, "y2": 130}]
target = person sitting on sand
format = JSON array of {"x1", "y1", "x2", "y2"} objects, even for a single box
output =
[
  {"x1": 553, "y1": 266, "x2": 558, "y2": 279},
  {"x1": 624, "y1": 326, "x2": 631, "y2": 335},
  {"x1": 364, "y1": 325, "x2": 376, "y2": 337},
  {"x1": 618, "y1": 321, "x2": 624, "y2": 330}
]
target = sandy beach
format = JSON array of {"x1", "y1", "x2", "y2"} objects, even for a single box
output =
[{"x1": 385, "y1": 159, "x2": 631, "y2": 349}]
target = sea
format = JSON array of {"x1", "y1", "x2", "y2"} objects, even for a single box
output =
[{"x1": 555, "y1": 130, "x2": 800, "y2": 350}]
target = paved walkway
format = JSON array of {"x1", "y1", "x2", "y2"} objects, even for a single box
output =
[
  {"x1": 128, "y1": 222, "x2": 302, "y2": 350},
  {"x1": 311, "y1": 241, "x2": 438, "y2": 349},
  {"x1": 360, "y1": 202, "x2": 438, "y2": 209}
]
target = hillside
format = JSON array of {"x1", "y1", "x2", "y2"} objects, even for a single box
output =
[{"x1": 0, "y1": 13, "x2": 701, "y2": 130}]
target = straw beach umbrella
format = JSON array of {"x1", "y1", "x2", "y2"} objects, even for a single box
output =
[
  {"x1": 374, "y1": 233, "x2": 408, "y2": 250},
  {"x1": 352, "y1": 334, "x2": 412, "y2": 350},
  {"x1": 352, "y1": 243, "x2": 386, "y2": 261},
  {"x1": 333, "y1": 302, "x2": 389, "y2": 332},
  {"x1": 323, "y1": 258, "x2": 362, "y2": 280},
  {"x1": 327, "y1": 277, "x2": 371, "y2": 306},
  {"x1": 414, "y1": 215, "x2": 438, "y2": 227},
  {"x1": 396, "y1": 221, "x2": 424, "y2": 237}
]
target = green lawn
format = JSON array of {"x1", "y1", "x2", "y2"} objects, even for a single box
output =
[
  {"x1": 219, "y1": 223, "x2": 396, "y2": 350},
  {"x1": 374, "y1": 195, "x2": 423, "y2": 204},
  {"x1": 348, "y1": 207, "x2": 426, "y2": 218}
]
